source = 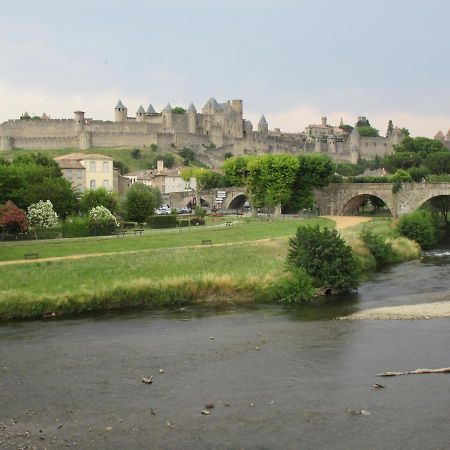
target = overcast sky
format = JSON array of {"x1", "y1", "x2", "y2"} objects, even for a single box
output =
[{"x1": 1, "y1": 0, "x2": 450, "y2": 136}]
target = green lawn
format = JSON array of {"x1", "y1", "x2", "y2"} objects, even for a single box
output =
[
  {"x1": 0, "y1": 218, "x2": 334, "y2": 319},
  {"x1": 0, "y1": 217, "x2": 332, "y2": 261}
]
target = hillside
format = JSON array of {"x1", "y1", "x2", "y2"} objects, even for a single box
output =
[{"x1": 0, "y1": 146, "x2": 208, "y2": 173}]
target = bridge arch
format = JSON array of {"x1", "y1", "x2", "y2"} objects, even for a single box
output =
[
  {"x1": 225, "y1": 193, "x2": 248, "y2": 210},
  {"x1": 342, "y1": 194, "x2": 393, "y2": 216}
]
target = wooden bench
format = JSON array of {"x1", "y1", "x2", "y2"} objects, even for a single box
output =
[
  {"x1": 225, "y1": 221, "x2": 232, "y2": 227},
  {"x1": 24, "y1": 253, "x2": 39, "y2": 260},
  {"x1": 134, "y1": 229, "x2": 145, "y2": 236},
  {"x1": 114, "y1": 230, "x2": 128, "y2": 237},
  {"x1": 201, "y1": 240, "x2": 212, "y2": 245}
]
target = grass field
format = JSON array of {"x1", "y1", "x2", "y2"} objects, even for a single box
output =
[
  {"x1": 0, "y1": 217, "x2": 328, "y2": 262},
  {"x1": 0, "y1": 217, "x2": 333, "y2": 319}
]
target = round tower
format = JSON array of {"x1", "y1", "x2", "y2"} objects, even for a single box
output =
[
  {"x1": 162, "y1": 103, "x2": 173, "y2": 130},
  {"x1": 114, "y1": 99, "x2": 127, "y2": 122},
  {"x1": 74, "y1": 111, "x2": 85, "y2": 132},
  {"x1": 187, "y1": 103, "x2": 197, "y2": 134}
]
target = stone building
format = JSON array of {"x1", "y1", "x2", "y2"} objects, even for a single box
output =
[
  {"x1": 434, "y1": 129, "x2": 450, "y2": 150},
  {"x1": 0, "y1": 98, "x2": 404, "y2": 165}
]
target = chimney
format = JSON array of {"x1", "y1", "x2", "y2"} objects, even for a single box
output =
[{"x1": 157, "y1": 159, "x2": 164, "y2": 173}]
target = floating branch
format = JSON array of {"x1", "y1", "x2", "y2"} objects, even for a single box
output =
[{"x1": 378, "y1": 367, "x2": 450, "y2": 377}]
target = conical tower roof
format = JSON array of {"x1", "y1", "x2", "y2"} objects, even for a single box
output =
[
  {"x1": 187, "y1": 102, "x2": 197, "y2": 113},
  {"x1": 146, "y1": 104, "x2": 157, "y2": 114},
  {"x1": 202, "y1": 97, "x2": 222, "y2": 110},
  {"x1": 136, "y1": 105, "x2": 145, "y2": 114},
  {"x1": 115, "y1": 99, "x2": 126, "y2": 109},
  {"x1": 162, "y1": 103, "x2": 172, "y2": 112},
  {"x1": 446, "y1": 129, "x2": 450, "y2": 139},
  {"x1": 258, "y1": 115, "x2": 268, "y2": 126},
  {"x1": 435, "y1": 130, "x2": 445, "y2": 140}
]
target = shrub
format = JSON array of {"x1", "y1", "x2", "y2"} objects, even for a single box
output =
[
  {"x1": 0, "y1": 201, "x2": 28, "y2": 235},
  {"x1": 61, "y1": 216, "x2": 90, "y2": 238},
  {"x1": 177, "y1": 219, "x2": 190, "y2": 227},
  {"x1": 287, "y1": 225, "x2": 358, "y2": 291},
  {"x1": 89, "y1": 206, "x2": 118, "y2": 236},
  {"x1": 190, "y1": 217, "x2": 206, "y2": 226},
  {"x1": 268, "y1": 268, "x2": 316, "y2": 304},
  {"x1": 360, "y1": 228, "x2": 397, "y2": 267},
  {"x1": 390, "y1": 169, "x2": 412, "y2": 182},
  {"x1": 194, "y1": 206, "x2": 207, "y2": 218},
  {"x1": 80, "y1": 188, "x2": 118, "y2": 214},
  {"x1": 397, "y1": 209, "x2": 438, "y2": 249},
  {"x1": 27, "y1": 200, "x2": 59, "y2": 238},
  {"x1": 147, "y1": 215, "x2": 178, "y2": 228},
  {"x1": 392, "y1": 180, "x2": 402, "y2": 193}
]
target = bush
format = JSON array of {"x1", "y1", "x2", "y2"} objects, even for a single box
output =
[
  {"x1": 177, "y1": 219, "x2": 190, "y2": 227},
  {"x1": 89, "y1": 206, "x2": 118, "y2": 236},
  {"x1": 397, "y1": 209, "x2": 439, "y2": 249},
  {"x1": 268, "y1": 268, "x2": 316, "y2": 304},
  {"x1": 61, "y1": 216, "x2": 90, "y2": 238},
  {"x1": 287, "y1": 226, "x2": 358, "y2": 291},
  {"x1": 194, "y1": 206, "x2": 207, "y2": 218},
  {"x1": 390, "y1": 169, "x2": 412, "y2": 183},
  {"x1": 147, "y1": 215, "x2": 178, "y2": 228},
  {"x1": 360, "y1": 228, "x2": 397, "y2": 267},
  {"x1": 0, "y1": 201, "x2": 28, "y2": 235},
  {"x1": 190, "y1": 217, "x2": 206, "y2": 226}
]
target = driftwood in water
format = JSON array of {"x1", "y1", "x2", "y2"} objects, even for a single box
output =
[{"x1": 378, "y1": 367, "x2": 450, "y2": 377}]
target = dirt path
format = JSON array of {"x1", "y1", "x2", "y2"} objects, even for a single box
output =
[
  {"x1": 0, "y1": 216, "x2": 370, "y2": 266},
  {"x1": 322, "y1": 215, "x2": 372, "y2": 229}
]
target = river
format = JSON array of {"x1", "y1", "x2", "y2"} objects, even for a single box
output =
[{"x1": 1, "y1": 251, "x2": 449, "y2": 449}]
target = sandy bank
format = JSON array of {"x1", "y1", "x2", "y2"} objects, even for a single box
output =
[{"x1": 339, "y1": 301, "x2": 450, "y2": 320}]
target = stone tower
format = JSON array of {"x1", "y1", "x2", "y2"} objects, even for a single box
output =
[
  {"x1": 162, "y1": 103, "x2": 173, "y2": 130},
  {"x1": 146, "y1": 104, "x2": 157, "y2": 116},
  {"x1": 114, "y1": 99, "x2": 127, "y2": 122},
  {"x1": 350, "y1": 126, "x2": 360, "y2": 147},
  {"x1": 74, "y1": 111, "x2": 85, "y2": 132},
  {"x1": 187, "y1": 103, "x2": 197, "y2": 134},
  {"x1": 136, "y1": 105, "x2": 145, "y2": 123},
  {"x1": 258, "y1": 115, "x2": 268, "y2": 136},
  {"x1": 231, "y1": 100, "x2": 243, "y2": 138}
]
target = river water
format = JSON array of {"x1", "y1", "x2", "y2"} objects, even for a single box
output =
[{"x1": 1, "y1": 251, "x2": 449, "y2": 449}]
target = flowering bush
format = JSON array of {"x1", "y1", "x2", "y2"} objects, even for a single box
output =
[
  {"x1": 0, "y1": 201, "x2": 29, "y2": 235},
  {"x1": 27, "y1": 200, "x2": 59, "y2": 234},
  {"x1": 89, "y1": 206, "x2": 118, "y2": 235}
]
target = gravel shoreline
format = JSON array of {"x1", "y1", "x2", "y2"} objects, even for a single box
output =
[{"x1": 338, "y1": 301, "x2": 450, "y2": 320}]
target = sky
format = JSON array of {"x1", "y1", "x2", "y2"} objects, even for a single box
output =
[{"x1": 1, "y1": 0, "x2": 450, "y2": 137}]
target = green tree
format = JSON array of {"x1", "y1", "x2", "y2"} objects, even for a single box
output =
[
  {"x1": 394, "y1": 136, "x2": 444, "y2": 156},
  {"x1": 287, "y1": 226, "x2": 358, "y2": 291},
  {"x1": 424, "y1": 152, "x2": 450, "y2": 174},
  {"x1": 33, "y1": 177, "x2": 79, "y2": 218},
  {"x1": 386, "y1": 120, "x2": 394, "y2": 136},
  {"x1": 335, "y1": 163, "x2": 364, "y2": 177},
  {"x1": 80, "y1": 188, "x2": 118, "y2": 214},
  {"x1": 357, "y1": 126, "x2": 379, "y2": 137},
  {"x1": 397, "y1": 209, "x2": 440, "y2": 249},
  {"x1": 113, "y1": 160, "x2": 129, "y2": 175},
  {"x1": 154, "y1": 153, "x2": 175, "y2": 169},
  {"x1": 222, "y1": 156, "x2": 250, "y2": 186},
  {"x1": 286, "y1": 154, "x2": 334, "y2": 212},
  {"x1": 13, "y1": 153, "x2": 61, "y2": 177},
  {"x1": 122, "y1": 182, "x2": 158, "y2": 223},
  {"x1": 247, "y1": 154, "x2": 299, "y2": 216},
  {"x1": 172, "y1": 107, "x2": 186, "y2": 114}
]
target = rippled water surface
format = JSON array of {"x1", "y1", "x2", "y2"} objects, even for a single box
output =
[{"x1": 1, "y1": 251, "x2": 449, "y2": 449}]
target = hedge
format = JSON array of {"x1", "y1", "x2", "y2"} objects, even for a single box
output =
[{"x1": 147, "y1": 215, "x2": 178, "y2": 228}]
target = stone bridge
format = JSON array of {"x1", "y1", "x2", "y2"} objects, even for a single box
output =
[
  {"x1": 163, "y1": 187, "x2": 249, "y2": 211},
  {"x1": 315, "y1": 182, "x2": 450, "y2": 217},
  {"x1": 164, "y1": 182, "x2": 450, "y2": 217}
]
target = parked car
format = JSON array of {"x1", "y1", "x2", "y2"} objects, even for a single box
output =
[{"x1": 177, "y1": 207, "x2": 192, "y2": 215}]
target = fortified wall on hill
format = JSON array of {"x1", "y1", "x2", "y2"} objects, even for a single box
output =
[{"x1": 0, "y1": 98, "x2": 405, "y2": 166}]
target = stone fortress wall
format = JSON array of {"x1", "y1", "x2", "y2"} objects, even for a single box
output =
[{"x1": 0, "y1": 98, "x2": 410, "y2": 166}]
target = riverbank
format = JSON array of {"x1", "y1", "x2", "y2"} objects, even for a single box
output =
[
  {"x1": 0, "y1": 217, "x2": 419, "y2": 321},
  {"x1": 339, "y1": 299, "x2": 450, "y2": 320}
]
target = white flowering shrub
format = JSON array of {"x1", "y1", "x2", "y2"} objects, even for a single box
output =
[
  {"x1": 27, "y1": 200, "x2": 59, "y2": 231},
  {"x1": 88, "y1": 206, "x2": 118, "y2": 235}
]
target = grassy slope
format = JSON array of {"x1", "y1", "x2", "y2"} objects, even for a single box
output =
[{"x1": 1, "y1": 147, "x2": 184, "y2": 172}]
